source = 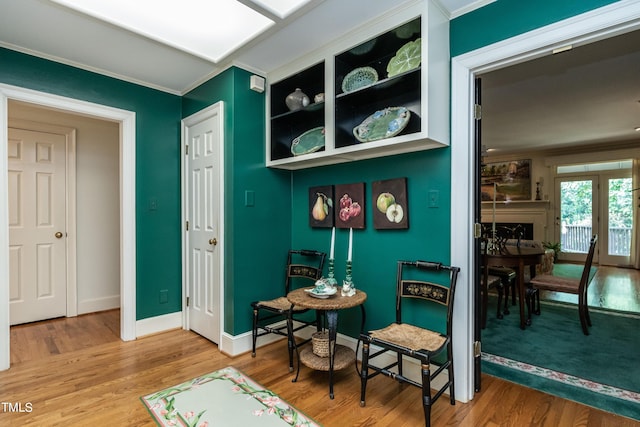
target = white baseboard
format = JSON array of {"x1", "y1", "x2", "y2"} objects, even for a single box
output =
[
  {"x1": 77, "y1": 295, "x2": 120, "y2": 315},
  {"x1": 136, "y1": 311, "x2": 182, "y2": 338}
]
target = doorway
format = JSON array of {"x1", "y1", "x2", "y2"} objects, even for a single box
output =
[
  {"x1": 8, "y1": 101, "x2": 121, "y2": 325},
  {"x1": 451, "y1": 2, "x2": 640, "y2": 401},
  {"x1": 0, "y1": 84, "x2": 137, "y2": 371}
]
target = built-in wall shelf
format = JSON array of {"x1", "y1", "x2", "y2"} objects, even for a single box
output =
[{"x1": 265, "y1": 0, "x2": 449, "y2": 170}]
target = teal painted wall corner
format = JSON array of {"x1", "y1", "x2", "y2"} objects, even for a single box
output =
[
  {"x1": 183, "y1": 67, "x2": 292, "y2": 335},
  {"x1": 291, "y1": 148, "x2": 452, "y2": 337}
]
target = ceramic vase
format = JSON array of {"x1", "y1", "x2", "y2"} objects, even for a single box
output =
[{"x1": 285, "y1": 88, "x2": 310, "y2": 111}]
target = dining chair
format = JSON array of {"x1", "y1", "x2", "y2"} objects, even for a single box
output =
[
  {"x1": 251, "y1": 249, "x2": 326, "y2": 372},
  {"x1": 529, "y1": 235, "x2": 598, "y2": 335},
  {"x1": 359, "y1": 260, "x2": 460, "y2": 427},
  {"x1": 481, "y1": 238, "x2": 506, "y2": 328}
]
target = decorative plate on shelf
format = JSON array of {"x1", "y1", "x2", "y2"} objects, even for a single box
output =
[
  {"x1": 341, "y1": 66, "x2": 379, "y2": 93},
  {"x1": 387, "y1": 38, "x2": 422, "y2": 78},
  {"x1": 291, "y1": 127, "x2": 325, "y2": 156},
  {"x1": 353, "y1": 107, "x2": 411, "y2": 143}
]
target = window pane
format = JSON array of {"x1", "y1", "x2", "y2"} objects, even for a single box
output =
[
  {"x1": 560, "y1": 180, "x2": 593, "y2": 254},
  {"x1": 608, "y1": 178, "x2": 632, "y2": 256}
]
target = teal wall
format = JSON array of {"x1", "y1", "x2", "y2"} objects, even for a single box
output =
[
  {"x1": 0, "y1": 47, "x2": 183, "y2": 321},
  {"x1": 183, "y1": 68, "x2": 292, "y2": 335},
  {"x1": 451, "y1": 0, "x2": 619, "y2": 56},
  {"x1": 0, "y1": 0, "x2": 623, "y2": 335},
  {"x1": 291, "y1": 149, "x2": 452, "y2": 336}
]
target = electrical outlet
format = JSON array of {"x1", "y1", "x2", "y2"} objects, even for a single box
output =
[
  {"x1": 159, "y1": 290, "x2": 168, "y2": 304},
  {"x1": 428, "y1": 190, "x2": 439, "y2": 208}
]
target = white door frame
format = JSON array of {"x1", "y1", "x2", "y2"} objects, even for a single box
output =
[
  {"x1": 0, "y1": 84, "x2": 137, "y2": 371},
  {"x1": 451, "y1": 0, "x2": 640, "y2": 402},
  {"x1": 181, "y1": 102, "x2": 225, "y2": 350}
]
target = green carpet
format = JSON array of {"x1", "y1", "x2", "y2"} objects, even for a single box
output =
[
  {"x1": 482, "y1": 298, "x2": 640, "y2": 421},
  {"x1": 141, "y1": 366, "x2": 321, "y2": 426}
]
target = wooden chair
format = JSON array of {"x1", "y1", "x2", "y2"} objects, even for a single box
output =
[
  {"x1": 484, "y1": 225, "x2": 518, "y2": 312},
  {"x1": 251, "y1": 249, "x2": 326, "y2": 371},
  {"x1": 359, "y1": 260, "x2": 460, "y2": 427},
  {"x1": 529, "y1": 235, "x2": 598, "y2": 335},
  {"x1": 481, "y1": 238, "x2": 506, "y2": 328}
]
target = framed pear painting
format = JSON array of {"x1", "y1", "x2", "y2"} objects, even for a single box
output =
[
  {"x1": 372, "y1": 177, "x2": 408, "y2": 229},
  {"x1": 309, "y1": 185, "x2": 334, "y2": 228}
]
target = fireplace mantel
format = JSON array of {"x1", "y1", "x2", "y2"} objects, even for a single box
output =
[{"x1": 480, "y1": 206, "x2": 549, "y2": 242}]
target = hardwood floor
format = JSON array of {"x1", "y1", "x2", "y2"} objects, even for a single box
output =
[
  {"x1": 540, "y1": 265, "x2": 640, "y2": 313},
  {"x1": 2, "y1": 310, "x2": 638, "y2": 426}
]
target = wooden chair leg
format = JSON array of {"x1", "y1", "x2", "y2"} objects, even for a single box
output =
[
  {"x1": 578, "y1": 296, "x2": 590, "y2": 335},
  {"x1": 502, "y1": 280, "x2": 510, "y2": 315},
  {"x1": 251, "y1": 308, "x2": 259, "y2": 357},
  {"x1": 421, "y1": 362, "x2": 432, "y2": 427},
  {"x1": 359, "y1": 342, "x2": 370, "y2": 407},
  {"x1": 495, "y1": 283, "x2": 504, "y2": 320}
]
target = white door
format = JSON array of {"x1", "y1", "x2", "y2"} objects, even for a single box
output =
[
  {"x1": 184, "y1": 104, "x2": 223, "y2": 343},
  {"x1": 8, "y1": 128, "x2": 67, "y2": 325}
]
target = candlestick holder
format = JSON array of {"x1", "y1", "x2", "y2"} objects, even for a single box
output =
[
  {"x1": 342, "y1": 260, "x2": 356, "y2": 297},
  {"x1": 325, "y1": 258, "x2": 338, "y2": 289}
]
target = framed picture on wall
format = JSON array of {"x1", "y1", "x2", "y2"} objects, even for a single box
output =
[
  {"x1": 334, "y1": 182, "x2": 365, "y2": 229},
  {"x1": 481, "y1": 159, "x2": 532, "y2": 201},
  {"x1": 372, "y1": 177, "x2": 408, "y2": 229},
  {"x1": 309, "y1": 185, "x2": 334, "y2": 228}
]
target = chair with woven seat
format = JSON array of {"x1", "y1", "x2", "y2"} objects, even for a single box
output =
[
  {"x1": 251, "y1": 249, "x2": 326, "y2": 372},
  {"x1": 480, "y1": 251, "x2": 509, "y2": 329},
  {"x1": 529, "y1": 235, "x2": 597, "y2": 335},
  {"x1": 359, "y1": 260, "x2": 460, "y2": 427}
]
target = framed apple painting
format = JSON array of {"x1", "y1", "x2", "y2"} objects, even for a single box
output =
[
  {"x1": 372, "y1": 178, "x2": 408, "y2": 229},
  {"x1": 334, "y1": 182, "x2": 365, "y2": 229}
]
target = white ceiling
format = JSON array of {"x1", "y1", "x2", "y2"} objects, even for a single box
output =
[
  {"x1": 0, "y1": 0, "x2": 484, "y2": 94},
  {"x1": 1, "y1": 0, "x2": 638, "y2": 153},
  {"x1": 480, "y1": 28, "x2": 640, "y2": 154}
]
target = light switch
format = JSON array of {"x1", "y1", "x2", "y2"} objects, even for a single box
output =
[
  {"x1": 245, "y1": 190, "x2": 255, "y2": 207},
  {"x1": 428, "y1": 190, "x2": 439, "y2": 208}
]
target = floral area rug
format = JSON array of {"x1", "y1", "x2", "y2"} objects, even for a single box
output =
[{"x1": 141, "y1": 366, "x2": 321, "y2": 427}]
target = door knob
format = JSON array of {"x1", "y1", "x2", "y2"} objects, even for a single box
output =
[
  {"x1": 209, "y1": 238, "x2": 217, "y2": 246},
  {"x1": 55, "y1": 232, "x2": 63, "y2": 239}
]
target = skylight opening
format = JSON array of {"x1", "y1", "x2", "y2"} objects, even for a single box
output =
[
  {"x1": 50, "y1": 0, "x2": 283, "y2": 63},
  {"x1": 250, "y1": 0, "x2": 312, "y2": 19}
]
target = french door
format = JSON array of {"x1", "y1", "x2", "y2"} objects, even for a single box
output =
[{"x1": 555, "y1": 172, "x2": 632, "y2": 266}]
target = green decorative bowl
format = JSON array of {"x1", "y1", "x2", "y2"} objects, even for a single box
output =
[
  {"x1": 387, "y1": 38, "x2": 422, "y2": 77},
  {"x1": 353, "y1": 107, "x2": 411, "y2": 143},
  {"x1": 291, "y1": 127, "x2": 325, "y2": 156},
  {"x1": 341, "y1": 66, "x2": 379, "y2": 93}
]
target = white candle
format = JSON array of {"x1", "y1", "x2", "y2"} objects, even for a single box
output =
[
  {"x1": 348, "y1": 228, "x2": 353, "y2": 262},
  {"x1": 492, "y1": 183, "x2": 497, "y2": 235},
  {"x1": 329, "y1": 227, "x2": 335, "y2": 259}
]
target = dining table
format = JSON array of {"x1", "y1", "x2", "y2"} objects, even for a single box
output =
[
  {"x1": 287, "y1": 287, "x2": 367, "y2": 399},
  {"x1": 483, "y1": 245, "x2": 545, "y2": 329}
]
